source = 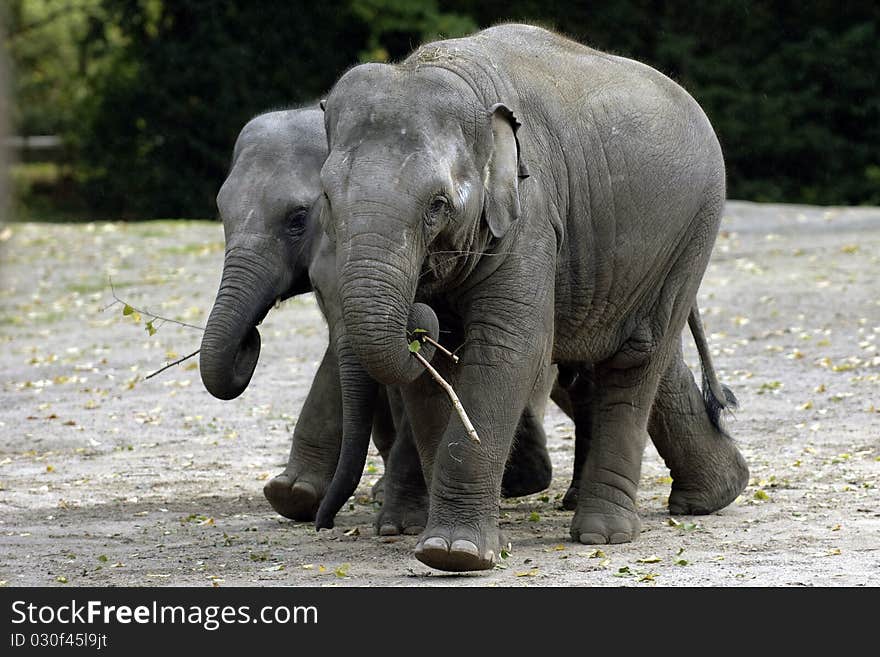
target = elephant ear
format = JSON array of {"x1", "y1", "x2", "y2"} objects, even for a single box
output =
[{"x1": 483, "y1": 103, "x2": 529, "y2": 239}]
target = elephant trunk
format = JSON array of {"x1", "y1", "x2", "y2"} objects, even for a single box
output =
[
  {"x1": 200, "y1": 245, "x2": 282, "y2": 400},
  {"x1": 314, "y1": 338, "x2": 379, "y2": 529},
  {"x1": 337, "y1": 229, "x2": 439, "y2": 386}
]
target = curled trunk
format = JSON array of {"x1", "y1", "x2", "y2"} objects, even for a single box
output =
[{"x1": 200, "y1": 248, "x2": 280, "y2": 400}]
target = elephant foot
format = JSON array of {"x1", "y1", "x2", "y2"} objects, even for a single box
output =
[
  {"x1": 561, "y1": 484, "x2": 578, "y2": 511},
  {"x1": 376, "y1": 491, "x2": 427, "y2": 537},
  {"x1": 570, "y1": 484, "x2": 641, "y2": 544},
  {"x1": 371, "y1": 475, "x2": 386, "y2": 504},
  {"x1": 263, "y1": 471, "x2": 326, "y2": 522},
  {"x1": 667, "y1": 441, "x2": 749, "y2": 515},
  {"x1": 501, "y1": 443, "x2": 552, "y2": 498},
  {"x1": 414, "y1": 520, "x2": 500, "y2": 572}
]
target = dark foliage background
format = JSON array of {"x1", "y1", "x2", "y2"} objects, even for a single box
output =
[{"x1": 5, "y1": 0, "x2": 879, "y2": 218}]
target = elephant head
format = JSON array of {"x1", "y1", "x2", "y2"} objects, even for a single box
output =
[
  {"x1": 200, "y1": 108, "x2": 327, "y2": 400},
  {"x1": 318, "y1": 63, "x2": 527, "y2": 386}
]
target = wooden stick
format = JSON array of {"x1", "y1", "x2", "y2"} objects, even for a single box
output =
[
  {"x1": 421, "y1": 335, "x2": 459, "y2": 362},
  {"x1": 412, "y1": 351, "x2": 480, "y2": 444},
  {"x1": 144, "y1": 349, "x2": 201, "y2": 380}
]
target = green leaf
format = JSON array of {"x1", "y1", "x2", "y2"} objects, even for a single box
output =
[
  {"x1": 637, "y1": 555, "x2": 661, "y2": 564},
  {"x1": 97, "y1": 555, "x2": 108, "y2": 563},
  {"x1": 145, "y1": 320, "x2": 156, "y2": 336},
  {"x1": 334, "y1": 563, "x2": 351, "y2": 578},
  {"x1": 528, "y1": 511, "x2": 540, "y2": 522},
  {"x1": 122, "y1": 304, "x2": 134, "y2": 316},
  {"x1": 754, "y1": 489, "x2": 770, "y2": 501},
  {"x1": 675, "y1": 559, "x2": 689, "y2": 566},
  {"x1": 408, "y1": 340, "x2": 421, "y2": 354},
  {"x1": 412, "y1": 328, "x2": 428, "y2": 334}
]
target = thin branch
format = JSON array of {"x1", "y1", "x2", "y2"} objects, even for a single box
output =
[
  {"x1": 412, "y1": 351, "x2": 480, "y2": 444},
  {"x1": 6, "y1": 5, "x2": 95, "y2": 40},
  {"x1": 144, "y1": 349, "x2": 200, "y2": 380},
  {"x1": 105, "y1": 278, "x2": 205, "y2": 331},
  {"x1": 421, "y1": 335, "x2": 459, "y2": 362}
]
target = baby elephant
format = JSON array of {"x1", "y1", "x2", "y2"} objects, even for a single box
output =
[{"x1": 318, "y1": 24, "x2": 750, "y2": 570}]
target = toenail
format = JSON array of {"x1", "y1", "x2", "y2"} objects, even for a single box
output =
[
  {"x1": 450, "y1": 539, "x2": 479, "y2": 557},
  {"x1": 420, "y1": 536, "x2": 449, "y2": 552}
]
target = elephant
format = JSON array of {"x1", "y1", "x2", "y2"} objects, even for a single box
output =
[
  {"x1": 317, "y1": 23, "x2": 749, "y2": 571},
  {"x1": 198, "y1": 106, "x2": 555, "y2": 535}
]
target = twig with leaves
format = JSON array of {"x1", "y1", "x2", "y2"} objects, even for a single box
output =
[
  {"x1": 103, "y1": 278, "x2": 203, "y2": 380},
  {"x1": 409, "y1": 332, "x2": 479, "y2": 444}
]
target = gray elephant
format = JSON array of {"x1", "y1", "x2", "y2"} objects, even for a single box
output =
[
  {"x1": 317, "y1": 23, "x2": 749, "y2": 571},
  {"x1": 198, "y1": 107, "x2": 555, "y2": 535}
]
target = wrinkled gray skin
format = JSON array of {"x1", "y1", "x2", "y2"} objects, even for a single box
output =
[
  {"x1": 319, "y1": 24, "x2": 749, "y2": 571},
  {"x1": 199, "y1": 108, "x2": 555, "y2": 534}
]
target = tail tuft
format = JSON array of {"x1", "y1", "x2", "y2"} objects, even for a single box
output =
[{"x1": 702, "y1": 371, "x2": 738, "y2": 434}]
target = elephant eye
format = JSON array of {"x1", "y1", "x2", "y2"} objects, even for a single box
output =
[
  {"x1": 287, "y1": 206, "x2": 308, "y2": 225},
  {"x1": 425, "y1": 195, "x2": 449, "y2": 226},
  {"x1": 285, "y1": 206, "x2": 309, "y2": 235}
]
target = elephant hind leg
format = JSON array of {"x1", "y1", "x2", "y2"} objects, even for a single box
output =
[
  {"x1": 502, "y1": 408, "x2": 552, "y2": 498},
  {"x1": 569, "y1": 356, "x2": 660, "y2": 545},
  {"x1": 375, "y1": 410, "x2": 428, "y2": 536},
  {"x1": 650, "y1": 342, "x2": 749, "y2": 515},
  {"x1": 571, "y1": 198, "x2": 727, "y2": 544}
]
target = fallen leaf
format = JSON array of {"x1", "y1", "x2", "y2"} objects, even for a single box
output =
[
  {"x1": 515, "y1": 568, "x2": 539, "y2": 577},
  {"x1": 637, "y1": 555, "x2": 661, "y2": 564}
]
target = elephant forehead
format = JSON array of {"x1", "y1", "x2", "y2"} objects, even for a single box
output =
[{"x1": 330, "y1": 66, "x2": 478, "y2": 138}]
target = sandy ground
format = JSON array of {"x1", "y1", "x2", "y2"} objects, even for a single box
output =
[{"x1": 0, "y1": 201, "x2": 877, "y2": 587}]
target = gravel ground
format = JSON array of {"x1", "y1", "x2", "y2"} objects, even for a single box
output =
[{"x1": 0, "y1": 200, "x2": 877, "y2": 587}]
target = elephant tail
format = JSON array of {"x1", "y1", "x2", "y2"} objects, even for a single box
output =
[{"x1": 688, "y1": 304, "x2": 738, "y2": 433}]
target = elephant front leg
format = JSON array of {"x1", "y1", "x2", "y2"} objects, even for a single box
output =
[
  {"x1": 264, "y1": 347, "x2": 342, "y2": 521},
  {"x1": 413, "y1": 336, "x2": 552, "y2": 572}
]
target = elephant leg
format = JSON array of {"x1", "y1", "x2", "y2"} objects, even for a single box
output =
[
  {"x1": 369, "y1": 387, "x2": 396, "y2": 503},
  {"x1": 375, "y1": 406, "x2": 429, "y2": 536},
  {"x1": 558, "y1": 371, "x2": 594, "y2": 510},
  {"x1": 411, "y1": 329, "x2": 553, "y2": 571},
  {"x1": 570, "y1": 346, "x2": 670, "y2": 545},
  {"x1": 264, "y1": 347, "x2": 341, "y2": 521},
  {"x1": 649, "y1": 341, "x2": 749, "y2": 514},
  {"x1": 502, "y1": 362, "x2": 554, "y2": 498}
]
